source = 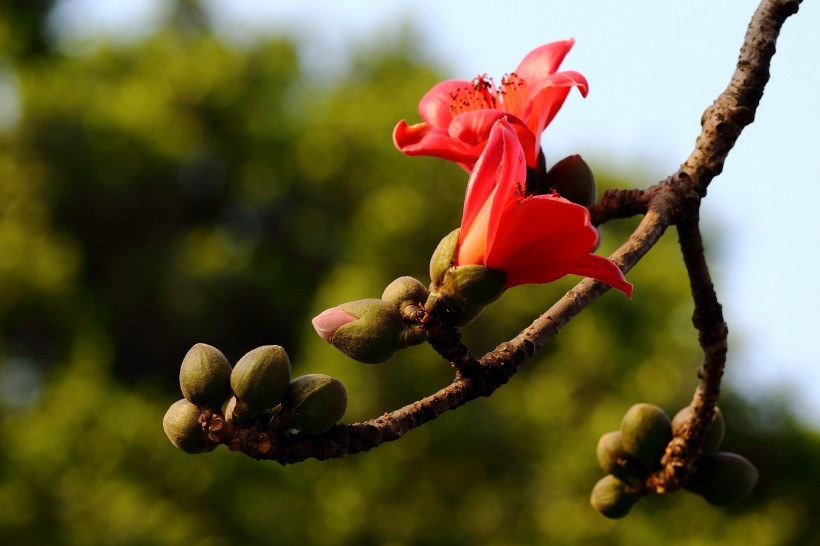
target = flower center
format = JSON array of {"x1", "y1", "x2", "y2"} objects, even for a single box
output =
[
  {"x1": 449, "y1": 75, "x2": 498, "y2": 115},
  {"x1": 498, "y1": 73, "x2": 527, "y2": 117},
  {"x1": 448, "y1": 73, "x2": 528, "y2": 119}
]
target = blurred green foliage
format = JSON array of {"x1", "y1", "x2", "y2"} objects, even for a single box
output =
[{"x1": 1, "y1": 2, "x2": 819, "y2": 545}]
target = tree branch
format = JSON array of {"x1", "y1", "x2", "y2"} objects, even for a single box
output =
[
  {"x1": 205, "y1": 0, "x2": 802, "y2": 465},
  {"x1": 647, "y1": 214, "x2": 729, "y2": 493}
]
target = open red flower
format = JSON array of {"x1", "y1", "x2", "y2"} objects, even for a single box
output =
[
  {"x1": 394, "y1": 39, "x2": 588, "y2": 171},
  {"x1": 456, "y1": 117, "x2": 632, "y2": 296}
]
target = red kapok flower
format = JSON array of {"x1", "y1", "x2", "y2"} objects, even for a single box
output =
[
  {"x1": 393, "y1": 39, "x2": 588, "y2": 171},
  {"x1": 456, "y1": 117, "x2": 632, "y2": 296}
]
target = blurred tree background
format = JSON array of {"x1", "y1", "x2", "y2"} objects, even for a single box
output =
[{"x1": 0, "y1": 1, "x2": 817, "y2": 544}]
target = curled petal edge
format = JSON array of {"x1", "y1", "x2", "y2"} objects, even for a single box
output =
[
  {"x1": 393, "y1": 120, "x2": 479, "y2": 166},
  {"x1": 570, "y1": 254, "x2": 633, "y2": 297}
]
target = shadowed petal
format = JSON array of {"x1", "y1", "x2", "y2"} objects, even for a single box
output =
[
  {"x1": 449, "y1": 110, "x2": 538, "y2": 167},
  {"x1": 449, "y1": 109, "x2": 510, "y2": 146}
]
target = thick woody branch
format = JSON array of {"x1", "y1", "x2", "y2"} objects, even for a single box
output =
[
  {"x1": 681, "y1": 0, "x2": 800, "y2": 198},
  {"x1": 646, "y1": 215, "x2": 729, "y2": 493},
  {"x1": 589, "y1": 187, "x2": 653, "y2": 226},
  {"x1": 211, "y1": 0, "x2": 801, "y2": 465}
]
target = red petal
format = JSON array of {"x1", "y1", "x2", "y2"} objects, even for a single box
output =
[
  {"x1": 570, "y1": 254, "x2": 633, "y2": 297},
  {"x1": 418, "y1": 80, "x2": 472, "y2": 127},
  {"x1": 523, "y1": 70, "x2": 588, "y2": 139},
  {"x1": 486, "y1": 194, "x2": 598, "y2": 287},
  {"x1": 515, "y1": 39, "x2": 576, "y2": 87},
  {"x1": 482, "y1": 119, "x2": 528, "y2": 246},
  {"x1": 459, "y1": 120, "x2": 510, "y2": 237},
  {"x1": 449, "y1": 109, "x2": 509, "y2": 146},
  {"x1": 449, "y1": 110, "x2": 539, "y2": 169},
  {"x1": 393, "y1": 120, "x2": 479, "y2": 166}
]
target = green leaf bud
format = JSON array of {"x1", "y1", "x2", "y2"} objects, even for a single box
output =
[
  {"x1": 545, "y1": 154, "x2": 597, "y2": 208},
  {"x1": 382, "y1": 276, "x2": 429, "y2": 315},
  {"x1": 596, "y1": 431, "x2": 646, "y2": 481},
  {"x1": 620, "y1": 403, "x2": 672, "y2": 468},
  {"x1": 179, "y1": 343, "x2": 232, "y2": 409},
  {"x1": 686, "y1": 452, "x2": 759, "y2": 506},
  {"x1": 590, "y1": 475, "x2": 639, "y2": 519},
  {"x1": 162, "y1": 399, "x2": 219, "y2": 454},
  {"x1": 671, "y1": 405, "x2": 726, "y2": 455},
  {"x1": 275, "y1": 374, "x2": 347, "y2": 435},
  {"x1": 230, "y1": 345, "x2": 291, "y2": 412}
]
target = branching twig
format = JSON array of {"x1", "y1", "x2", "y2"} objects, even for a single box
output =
[
  {"x1": 208, "y1": 0, "x2": 802, "y2": 465},
  {"x1": 646, "y1": 214, "x2": 729, "y2": 493}
]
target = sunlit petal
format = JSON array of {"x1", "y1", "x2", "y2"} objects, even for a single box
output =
[
  {"x1": 570, "y1": 254, "x2": 633, "y2": 297},
  {"x1": 459, "y1": 120, "x2": 509, "y2": 236},
  {"x1": 523, "y1": 71, "x2": 588, "y2": 138},
  {"x1": 515, "y1": 39, "x2": 576, "y2": 85},
  {"x1": 393, "y1": 120, "x2": 479, "y2": 165},
  {"x1": 418, "y1": 80, "x2": 471, "y2": 127},
  {"x1": 487, "y1": 195, "x2": 597, "y2": 287}
]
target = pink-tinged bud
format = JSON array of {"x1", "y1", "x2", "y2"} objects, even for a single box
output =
[
  {"x1": 312, "y1": 307, "x2": 357, "y2": 343},
  {"x1": 313, "y1": 299, "x2": 425, "y2": 363}
]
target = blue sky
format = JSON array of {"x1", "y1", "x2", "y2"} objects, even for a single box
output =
[{"x1": 50, "y1": 0, "x2": 820, "y2": 425}]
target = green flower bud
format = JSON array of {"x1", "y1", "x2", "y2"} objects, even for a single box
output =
[
  {"x1": 620, "y1": 403, "x2": 672, "y2": 468},
  {"x1": 427, "y1": 229, "x2": 507, "y2": 324},
  {"x1": 596, "y1": 431, "x2": 646, "y2": 481},
  {"x1": 545, "y1": 154, "x2": 597, "y2": 208},
  {"x1": 382, "y1": 276, "x2": 429, "y2": 315},
  {"x1": 590, "y1": 475, "x2": 639, "y2": 519},
  {"x1": 274, "y1": 374, "x2": 347, "y2": 435},
  {"x1": 685, "y1": 452, "x2": 759, "y2": 506},
  {"x1": 179, "y1": 343, "x2": 232, "y2": 409},
  {"x1": 671, "y1": 405, "x2": 725, "y2": 455},
  {"x1": 162, "y1": 399, "x2": 219, "y2": 454},
  {"x1": 313, "y1": 299, "x2": 424, "y2": 363},
  {"x1": 224, "y1": 395, "x2": 262, "y2": 425},
  {"x1": 439, "y1": 264, "x2": 507, "y2": 310},
  {"x1": 424, "y1": 288, "x2": 492, "y2": 327},
  {"x1": 429, "y1": 229, "x2": 460, "y2": 287},
  {"x1": 230, "y1": 345, "x2": 291, "y2": 412}
]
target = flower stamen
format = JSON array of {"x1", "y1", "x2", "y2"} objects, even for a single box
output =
[
  {"x1": 499, "y1": 72, "x2": 527, "y2": 117},
  {"x1": 449, "y1": 75, "x2": 499, "y2": 114}
]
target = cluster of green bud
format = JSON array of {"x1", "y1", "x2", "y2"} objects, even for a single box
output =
[
  {"x1": 685, "y1": 451, "x2": 758, "y2": 506},
  {"x1": 163, "y1": 343, "x2": 349, "y2": 453},
  {"x1": 270, "y1": 374, "x2": 348, "y2": 435},
  {"x1": 427, "y1": 229, "x2": 506, "y2": 326},
  {"x1": 672, "y1": 405, "x2": 758, "y2": 506},
  {"x1": 311, "y1": 277, "x2": 428, "y2": 364},
  {"x1": 163, "y1": 343, "x2": 232, "y2": 454},
  {"x1": 592, "y1": 403, "x2": 672, "y2": 518},
  {"x1": 592, "y1": 403, "x2": 757, "y2": 518},
  {"x1": 227, "y1": 345, "x2": 292, "y2": 424}
]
